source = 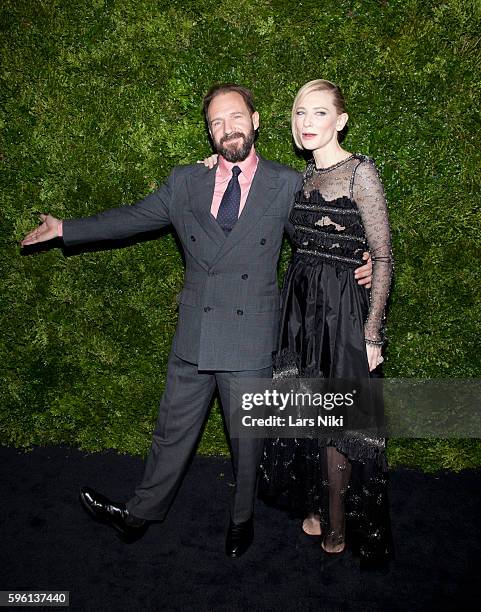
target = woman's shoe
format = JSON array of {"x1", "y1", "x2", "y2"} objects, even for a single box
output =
[
  {"x1": 302, "y1": 514, "x2": 322, "y2": 538},
  {"x1": 320, "y1": 540, "x2": 346, "y2": 555},
  {"x1": 320, "y1": 527, "x2": 346, "y2": 554}
]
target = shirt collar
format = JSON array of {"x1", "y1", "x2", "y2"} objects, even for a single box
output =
[{"x1": 217, "y1": 146, "x2": 258, "y2": 181}]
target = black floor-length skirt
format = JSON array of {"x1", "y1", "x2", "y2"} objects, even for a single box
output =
[{"x1": 259, "y1": 253, "x2": 394, "y2": 569}]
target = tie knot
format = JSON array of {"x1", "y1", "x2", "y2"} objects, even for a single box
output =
[{"x1": 231, "y1": 166, "x2": 241, "y2": 178}]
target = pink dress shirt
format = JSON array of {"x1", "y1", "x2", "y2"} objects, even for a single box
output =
[{"x1": 210, "y1": 147, "x2": 259, "y2": 219}]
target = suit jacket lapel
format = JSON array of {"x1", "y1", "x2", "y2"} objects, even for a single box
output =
[
  {"x1": 188, "y1": 165, "x2": 226, "y2": 248},
  {"x1": 210, "y1": 157, "x2": 280, "y2": 266}
]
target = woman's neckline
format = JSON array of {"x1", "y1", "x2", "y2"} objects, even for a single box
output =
[{"x1": 313, "y1": 153, "x2": 355, "y2": 172}]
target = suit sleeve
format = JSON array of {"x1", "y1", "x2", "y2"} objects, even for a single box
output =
[
  {"x1": 284, "y1": 172, "x2": 303, "y2": 238},
  {"x1": 62, "y1": 168, "x2": 175, "y2": 247}
]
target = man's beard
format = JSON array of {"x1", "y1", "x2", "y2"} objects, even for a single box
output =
[{"x1": 215, "y1": 127, "x2": 256, "y2": 162}]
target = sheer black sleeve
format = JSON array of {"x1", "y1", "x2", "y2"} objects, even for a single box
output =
[{"x1": 352, "y1": 160, "x2": 393, "y2": 343}]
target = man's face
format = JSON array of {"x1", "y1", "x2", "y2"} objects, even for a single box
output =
[{"x1": 207, "y1": 92, "x2": 260, "y2": 162}]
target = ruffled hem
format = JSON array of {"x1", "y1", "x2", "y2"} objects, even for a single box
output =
[{"x1": 324, "y1": 434, "x2": 388, "y2": 470}]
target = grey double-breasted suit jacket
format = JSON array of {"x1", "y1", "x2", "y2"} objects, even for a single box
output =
[{"x1": 63, "y1": 156, "x2": 302, "y2": 371}]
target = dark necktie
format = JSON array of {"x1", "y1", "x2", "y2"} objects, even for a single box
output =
[{"x1": 216, "y1": 166, "x2": 242, "y2": 234}]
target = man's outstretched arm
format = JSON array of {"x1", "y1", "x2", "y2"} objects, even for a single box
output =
[{"x1": 21, "y1": 169, "x2": 175, "y2": 248}]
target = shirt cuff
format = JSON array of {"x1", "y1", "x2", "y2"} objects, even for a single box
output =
[{"x1": 58, "y1": 220, "x2": 63, "y2": 237}]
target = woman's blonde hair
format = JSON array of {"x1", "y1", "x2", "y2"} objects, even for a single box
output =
[{"x1": 291, "y1": 79, "x2": 347, "y2": 149}]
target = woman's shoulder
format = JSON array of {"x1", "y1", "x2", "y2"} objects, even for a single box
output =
[
  {"x1": 352, "y1": 153, "x2": 377, "y2": 168},
  {"x1": 351, "y1": 154, "x2": 383, "y2": 183}
]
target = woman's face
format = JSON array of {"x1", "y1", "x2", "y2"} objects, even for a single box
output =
[{"x1": 294, "y1": 89, "x2": 347, "y2": 151}]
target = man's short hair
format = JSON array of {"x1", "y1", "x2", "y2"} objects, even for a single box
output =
[{"x1": 202, "y1": 84, "x2": 256, "y2": 122}]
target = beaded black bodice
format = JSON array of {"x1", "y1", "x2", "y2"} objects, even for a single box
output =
[{"x1": 289, "y1": 154, "x2": 393, "y2": 342}]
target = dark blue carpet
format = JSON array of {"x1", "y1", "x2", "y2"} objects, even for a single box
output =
[{"x1": 1, "y1": 446, "x2": 480, "y2": 611}]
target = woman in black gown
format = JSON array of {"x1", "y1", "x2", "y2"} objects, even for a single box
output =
[{"x1": 259, "y1": 79, "x2": 394, "y2": 569}]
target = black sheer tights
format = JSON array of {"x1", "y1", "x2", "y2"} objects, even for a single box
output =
[{"x1": 303, "y1": 446, "x2": 352, "y2": 552}]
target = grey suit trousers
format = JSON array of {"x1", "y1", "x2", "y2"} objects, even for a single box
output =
[{"x1": 126, "y1": 349, "x2": 272, "y2": 523}]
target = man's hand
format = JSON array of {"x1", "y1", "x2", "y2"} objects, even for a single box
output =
[
  {"x1": 21, "y1": 214, "x2": 61, "y2": 246},
  {"x1": 197, "y1": 153, "x2": 218, "y2": 169},
  {"x1": 354, "y1": 252, "x2": 372, "y2": 288}
]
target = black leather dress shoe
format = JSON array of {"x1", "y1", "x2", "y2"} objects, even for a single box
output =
[
  {"x1": 79, "y1": 486, "x2": 148, "y2": 543},
  {"x1": 225, "y1": 516, "x2": 254, "y2": 558}
]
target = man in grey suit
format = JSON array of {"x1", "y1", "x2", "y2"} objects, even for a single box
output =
[{"x1": 21, "y1": 83, "x2": 372, "y2": 557}]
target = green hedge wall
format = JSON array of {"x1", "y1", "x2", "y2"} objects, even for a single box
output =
[{"x1": 1, "y1": 0, "x2": 480, "y2": 470}]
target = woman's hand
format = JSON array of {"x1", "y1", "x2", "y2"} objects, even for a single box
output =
[
  {"x1": 197, "y1": 153, "x2": 218, "y2": 169},
  {"x1": 366, "y1": 342, "x2": 384, "y2": 372}
]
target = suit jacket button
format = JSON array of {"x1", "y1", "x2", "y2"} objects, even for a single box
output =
[
  {"x1": 237, "y1": 309, "x2": 243, "y2": 315},
  {"x1": 260, "y1": 238, "x2": 266, "y2": 245},
  {"x1": 241, "y1": 274, "x2": 248, "y2": 280},
  {"x1": 204, "y1": 306, "x2": 211, "y2": 312},
  {"x1": 190, "y1": 235, "x2": 196, "y2": 241}
]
